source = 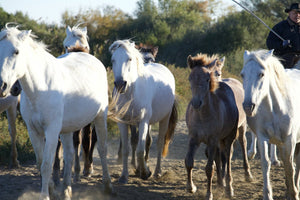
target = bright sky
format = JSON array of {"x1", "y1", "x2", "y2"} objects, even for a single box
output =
[{"x1": 0, "y1": 0, "x2": 238, "y2": 25}]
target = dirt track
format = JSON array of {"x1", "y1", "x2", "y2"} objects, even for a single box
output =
[{"x1": 0, "y1": 121, "x2": 287, "y2": 200}]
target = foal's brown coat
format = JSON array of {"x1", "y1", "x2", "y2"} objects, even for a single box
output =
[{"x1": 185, "y1": 54, "x2": 240, "y2": 200}]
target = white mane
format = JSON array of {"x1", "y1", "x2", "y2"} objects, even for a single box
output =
[
  {"x1": 244, "y1": 49, "x2": 288, "y2": 96},
  {"x1": 0, "y1": 25, "x2": 47, "y2": 51},
  {"x1": 109, "y1": 39, "x2": 145, "y2": 76}
]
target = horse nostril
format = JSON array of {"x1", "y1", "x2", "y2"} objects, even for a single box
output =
[
  {"x1": 250, "y1": 103, "x2": 255, "y2": 112},
  {"x1": 0, "y1": 81, "x2": 7, "y2": 91}
]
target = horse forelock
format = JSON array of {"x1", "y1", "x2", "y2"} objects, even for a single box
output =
[
  {"x1": 188, "y1": 53, "x2": 220, "y2": 69},
  {"x1": 110, "y1": 40, "x2": 145, "y2": 75}
]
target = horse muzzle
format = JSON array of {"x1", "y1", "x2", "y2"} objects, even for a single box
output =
[
  {"x1": 243, "y1": 102, "x2": 256, "y2": 117},
  {"x1": 191, "y1": 97, "x2": 202, "y2": 110},
  {"x1": 0, "y1": 80, "x2": 8, "y2": 97},
  {"x1": 114, "y1": 80, "x2": 127, "y2": 94}
]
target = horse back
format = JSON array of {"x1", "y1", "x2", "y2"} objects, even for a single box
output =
[{"x1": 138, "y1": 63, "x2": 175, "y2": 123}]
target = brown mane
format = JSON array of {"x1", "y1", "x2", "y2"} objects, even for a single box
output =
[
  {"x1": 209, "y1": 68, "x2": 219, "y2": 92},
  {"x1": 187, "y1": 53, "x2": 222, "y2": 69},
  {"x1": 67, "y1": 44, "x2": 89, "y2": 53}
]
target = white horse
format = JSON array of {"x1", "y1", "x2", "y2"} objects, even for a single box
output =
[
  {"x1": 52, "y1": 24, "x2": 94, "y2": 185},
  {"x1": 241, "y1": 49, "x2": 300, "y2": 200},
  {"x1": 109, "y1": 39, "x2": 178, "y2": 183},
  {"x1": 0, "y1": 26, "x2": 112, "y2": 200}
]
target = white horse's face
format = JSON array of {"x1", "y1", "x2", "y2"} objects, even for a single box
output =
[
  {"x1": 241, "y1": 56, "x2": 269, "y2": 117},
  {"x1": 111, "y1": 47, "x2": 138, "y2": 93},
  {"x1": 63, "y1": 26, "x2": 89, "y2": 53},
  {"x1": 0, "y1": 29, "x2": 30, "y2": 97}
]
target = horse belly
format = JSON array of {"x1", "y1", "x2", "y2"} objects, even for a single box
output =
[{"x1": 61, "y1": 97, "x2": 104, "y2": 133}]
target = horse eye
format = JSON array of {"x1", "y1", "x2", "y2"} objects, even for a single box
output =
[
  {"x1": 128, "y1": 58, "x2": 132, "y2": 62},
  {"x1": 14, "y1": 49, "x2": 19, "y2": 55},
  {"x1": 259, "y1": 73, "x2": 264, "y2": 78}
]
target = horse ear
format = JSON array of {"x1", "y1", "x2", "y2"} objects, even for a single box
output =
[
  {"x1": 66, "y1": 26, "x2": 72, "y2": 36},
  {"x1": 267, "y1": 49, "x2": 274, "y2": 57},
  {"x1": 244, "y1": 50, "x2": 250, "y2": 60},
  {"x1": 18, "y1": 30, "x2": 31, "y2": 41},
  {"x1": 82, "y1": 27, "x2": 87, "y2": 35},
  {"x1": 152, "y1": 46, "x2": 159, "y2": 58},
  {"x1": 187, "y1": 55, "x2": 194, "y2": 69},
  {"x1": 219, "y1": 56, "x2": 225, "y2": 66}
]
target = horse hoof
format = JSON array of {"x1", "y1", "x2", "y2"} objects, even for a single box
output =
[
  {"x1": 118, "y1": 176, "x2": 128, "y2": 184},
  {"x1": 247, "y1": 151, "x2": 256, "y2": 160},
  {"x1": 83, "y1": 168, "x2": 93, "y2": 177},
  {"x1": 9, "y1": 160, "x2": 20, "y2": 169},
  {"x1": 226, "y1": 187, "x2": 234, "y2": 198},
  {"x1": 153, "y1": 172, "x2": 162, "y2": 179},
  {"x1": 187, "y1": 184, "x2": 197, "y2": 193},
  {"x1": 205, "y1": 192, "x2": 213, "y2": 200},
  {"x1": 73, "y1": 175, "x2": 81, "y2": 183},
  {"x1": 245, "y1": 173, "x2": 254, "y2": 182},
  {"x1": 141, "y1": 170, "x2": 152, "y2": 180},
  {"x1": 272, "y1": 160, "x2": 281, "y2": 167}
]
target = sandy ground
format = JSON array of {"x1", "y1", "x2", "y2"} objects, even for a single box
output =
[{"x1": 0, "y1": 121, "x2": 287, "y2": 200}]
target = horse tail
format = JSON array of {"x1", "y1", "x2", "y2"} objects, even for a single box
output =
[{"x1": 162, "y1": 99, "x2": 178, "y2": 158}]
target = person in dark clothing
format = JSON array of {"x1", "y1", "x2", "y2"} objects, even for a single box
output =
[{"x1": 266, "y1": 3, "x2": 300, "y2": 68}]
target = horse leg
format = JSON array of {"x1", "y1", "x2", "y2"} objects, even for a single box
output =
[
  {"x1": 118, "y1": 123, "x2": 129, "y2": 183},
  {"x1": 53, "y1": 138, "x2": 62, "y2": 186},
  {"x1": 60, "y1": 133, "x2": 74, "y2": 200},
  {"x1": 154, "y1": 118, "x2": 169, "y2": 178},
  {"x1": 137, "y1": 121, "x2": 152, "y2": 179},
  {"x1": 73, "y1": 130, "x2": 81, "y2": 182},
  {"x1": 238, "y1": 124, "x2": 253, "y2": 181},
  {"x1": 130, "y1": 125, "x2": 138, "y2": 169},
  {"x1": 279, "y1": 141, "x2": 298, "y2": 200},
  {"x1": 257, "y1": 135, "x2": 273, "y2": 200},
  {"x1": 6, "y1": 104, "x2": 19, "y2": 168},
  {"x1": 94, "y1": 114, "x2": 113, "y2": 193},
  {"x1": 145, "y1": 125, "x2": 152, "y2": 162},
  {"x1": 248, "y1": 131, "x2": 257, "y2": 160},
  {"x1": 40, "y1": 128, "x2": 60, "y2": 200},
  {"x1": 270, "y1": 144, "x2": 280, "y2": 166},
  {"x1": 88, "y1": 127, "x2": 97, "y2": 175},
  {"x1": 82, "y1": 124, "x2": 94, "y2": 177},
  {"x1": 185, "y1": 136, "x2": 200, "y2": 193},
  {"x1": 223, "y1": 135, "x2": 236, "y2": 198},
  {"x1": 205, "y1": 143, "x2": 217, "y2": 200},
  {"x1": 295, "y1": 144, "x2": 300, "y2": 192},
  {"x1": 214, "y1": 147, "x2": 225, "y2": 187},
  {"x1": 117, "y1": 137, "x2": 122, "y2": 164}
]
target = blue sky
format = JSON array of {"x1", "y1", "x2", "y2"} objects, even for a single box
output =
[{"x1": 0, "y1": 0, "x2": 237, "y2": 25}]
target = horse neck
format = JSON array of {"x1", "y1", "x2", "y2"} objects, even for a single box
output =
[
  {"x1": 19, "y1": 46, "x2": 59, "y2": 98},
  {"x1": 196, "y1": 92, "x2": 217, "y2": 119},
  {"x1": 267, "y1": 76, "x2": 290, "y2": 114}
]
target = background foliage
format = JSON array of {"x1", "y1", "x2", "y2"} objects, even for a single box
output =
[{"x1": 0, "y1": 0, "x2": 292, "y2": 165}]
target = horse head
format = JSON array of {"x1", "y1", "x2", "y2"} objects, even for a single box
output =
[
  {"x1": 0, "y1": 25, "x2": 31, "y2": 97},
  {"x1": 137, "y1": 44, "x2": 158, "y2": 63},
  {"x1": 63, "y1": 24, "x2": 89, "y2": 53},
  {"x1": 109, "y1": 40, "x2": 144, "y2": 93},
  {"x1": 241, "y1": 49, "x2": 276, "y2": 116},
  {"x1": 188, "y1": 54, "x2": 219, "y2": 110}
]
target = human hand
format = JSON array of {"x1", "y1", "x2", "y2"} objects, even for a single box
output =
[{"x1": 282, "y1": 40, "x2": 291, "y2": 48}]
